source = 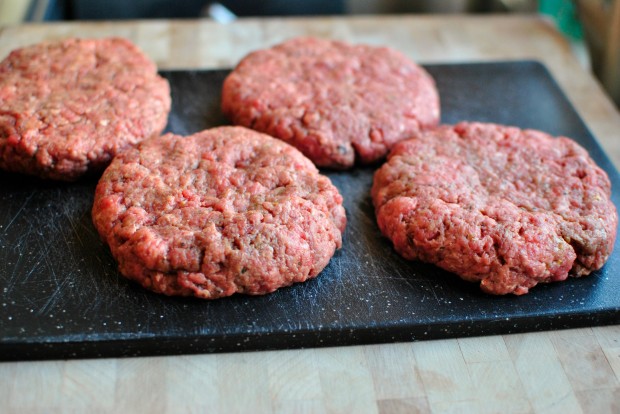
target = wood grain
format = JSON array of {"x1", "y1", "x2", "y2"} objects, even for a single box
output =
[{"x1": 0, "y1": 15, "x2": 619, "y2": 413}]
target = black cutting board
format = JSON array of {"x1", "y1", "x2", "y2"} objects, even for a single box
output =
[{"x1": 2, "y1": 62, "x2": 619, "y2": 361}]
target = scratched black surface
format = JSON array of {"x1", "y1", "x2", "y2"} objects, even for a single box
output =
[{"x1": 2, "y1": 62, "x2": 620, "y2": 361}]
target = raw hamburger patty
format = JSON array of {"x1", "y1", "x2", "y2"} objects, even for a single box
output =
[
  {"x1": 221, "y1": 37, "x2": 439, "y2": 169},
  {"x1": 371, "y1": 122, "x2": 618, "y2": 295},
  {"x1": 92, "y1": 126, "x2": 346, "y2": 299},
  {"x1": 0, "y1": 37, "x2": 171, "y2": 180}
]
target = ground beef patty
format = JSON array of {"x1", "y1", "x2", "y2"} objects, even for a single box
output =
[
  {"x1": 0, "y1": 37, "x2": 170, "y2": 180},
  {"x1": 372, "y1": 122, "x2": 618, "y2": 295},
  {"x1": 92, "y1": 126, "x2": 346, "y2": 299},
  {"x1": 221, "y1": 37, "x2": 439, "y2": 169}
]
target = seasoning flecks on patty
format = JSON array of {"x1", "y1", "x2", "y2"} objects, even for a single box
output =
[
  {"x1": 92, "y1": 126, "x2": 346, "y2": 299},
  {"x1": 222, "y1": 37, "x2": 440, "y2": 169},
  {"x1": 371, "y1": 122, "x2": 618, "y2": 295},
  {"x1": 0, "y1": 37, "x2": 171, "y2": 180}
]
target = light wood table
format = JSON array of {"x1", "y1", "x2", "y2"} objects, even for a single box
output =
[{"x1": 1, "y1": 15, "x2": 619, "y2": 414}]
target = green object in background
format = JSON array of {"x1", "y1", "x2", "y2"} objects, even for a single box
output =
[{"x1": 539, "y1": 0, "x2": 584, "y2": 39}]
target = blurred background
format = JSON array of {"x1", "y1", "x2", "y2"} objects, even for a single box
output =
[{"x1": 0, "y1": 0, "x2": 617, "y2": 107}]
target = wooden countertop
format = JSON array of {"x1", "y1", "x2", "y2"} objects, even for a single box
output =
[{"x1": 1, "y1": 15, "x2": 619, "y2": 413}]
